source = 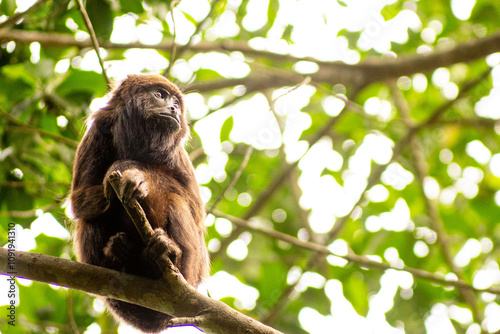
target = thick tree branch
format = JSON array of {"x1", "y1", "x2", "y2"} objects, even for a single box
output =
[
  {"x1": 0, "y1": 249, "x2": 281, "y2": 334},
  {"x1": 0, "y1": 171, "x2": 282, "y2": 334},
  {"x1": 1, "y1": 29, "x2": 499, "y2": 89},
  {"x1": 107, "y1": 171, "x2": 154, "y2": 242}
]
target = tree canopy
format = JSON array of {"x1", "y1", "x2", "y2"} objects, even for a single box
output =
[{"x1": 1, "y1": 0, "x2": 500, "y2": 333}]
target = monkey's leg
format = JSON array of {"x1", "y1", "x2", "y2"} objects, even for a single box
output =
[{"x1": 73, "y1": 219, "x2": 115, "y2": 267}]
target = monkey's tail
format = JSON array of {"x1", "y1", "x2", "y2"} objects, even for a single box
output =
[{"x1": 106, "y1": 298, "x2": 172, "y2": 333}]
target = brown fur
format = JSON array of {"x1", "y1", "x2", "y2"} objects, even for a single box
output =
[{"x1": 70, "y1": 74, "x2": 209, "y2": 333}]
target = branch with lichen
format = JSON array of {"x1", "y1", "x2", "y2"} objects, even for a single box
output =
[{"x1": 0, "y1": 171, "x2": 283, "y2": 334}]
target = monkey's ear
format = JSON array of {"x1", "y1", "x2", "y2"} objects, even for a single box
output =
[
  {"x1": 88, "y1": 101, "x2": 120, "y2": 135},
  {"x1": 109, "y1": 90, "x2": 138, "y2": 119}
]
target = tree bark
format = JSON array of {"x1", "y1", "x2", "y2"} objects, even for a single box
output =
[{"x1": 0, "y1": 249, "x2": 282, "y2": 334}]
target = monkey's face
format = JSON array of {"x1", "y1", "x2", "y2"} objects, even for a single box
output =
[
  {"x1": 110, "y1": 74, "x2": 189, "y2": 139},
  {"x1": 147, "y1": 86, "x2": 183, "y2": 133}
]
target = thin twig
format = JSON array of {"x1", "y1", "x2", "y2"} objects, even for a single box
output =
[
  {"x1": 0, "y1": 203, "x2": 60, "y2": 218},
  {"x1": 1, "y1": 107, "x2": 78, "y2": 147},
  {"x1": 75, "y1": 0, "x2": 110, "y2": 86},
  {"x1": 269, "y1": 76, "x2": 311, "y2": 111},
  {"x1": 192, "y1": 94, "x2": 248, "y2": 127},
  {"x1": 176, "y1": 0, "x2": 224, "y2": 59},
  {"x1": 164, "y1": 0, "x2": 223, "y2": 77},
  {"x1": 5, "y1": 126, "x2": 78, "y2": 147},
  {"x1": 107, "y1": 171, "x2": 154, "y2": 242},
  {"x1": 67, "y1": 292, "x2": 80, "y2": 334},
  {"x1": 164, "y1": 0, "x2": 180, "y2": 79},
  {"x1": 208, "y1": 145, "x2": 253, "y2": 213},
  {"x1": 265, "y1": 84, "x2": 319, "y2": 243},
  {"x1": 0, "y1": 181, "x2": 69, "y2": 188},
  {"x1": 212, "y1": 77, "x2": 333, "y2": 260},
  {"x1": 212, "y1": 210, "x2": 500, "y2": 295},
  {"x1": 327, "y1": 66, "x2": 493, "y2": 242},
  {"x1": 0, "y1": 0, "x2": 48, "y2": 29},
  {"x1": 212, "y1": 103, "x2": 349, "y2": 259},
  {"x1": 389, "y1": 80, "x2": 483, "y2": 324}
]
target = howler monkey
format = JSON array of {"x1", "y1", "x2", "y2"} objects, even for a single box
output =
[{"x1": 70, "y1": 74, "x2": 209, "y2": 333}]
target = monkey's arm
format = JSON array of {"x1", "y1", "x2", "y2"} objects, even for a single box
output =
[
  {"x1": 71, "y1": 121, "x2": 114, "y2": 220},
  {"x1": 71, "y1": 185, "x2": 110, "y2": 219}
]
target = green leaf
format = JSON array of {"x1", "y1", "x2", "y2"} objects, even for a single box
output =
[
  {"x1": 85, "y1": 0, "x2": 113, "y2": 40},
  {"x1": 381, "y1": 3, "x2": 400, "y2": 21},
  {"x1": 267, "y1": 0, "x2": 279, "y2": 29},
  {"x1": 119, "y1": 0, "x2": 144, "y2": 13},
  {"x1": 220, "y1": 115, "x2": 234, "y2": 143},
  {"x1": 0, "y1": 0, "x2": 16, "y2": 15},
  {"x1": 337, "y1": 0, "x2": 348, "y2": 7},
  {"x1": 195, "y1": 69, "x2": 223, "y2": 81},
  {"x1": 56, "y1": 69, "x2": 107, "y2": 98},
  {"x1": 182, "y1": 11, "x2": 198, "y2": 26},
  {"x1": 2, "y1": 64, "x2": 37, "y2": 87}
]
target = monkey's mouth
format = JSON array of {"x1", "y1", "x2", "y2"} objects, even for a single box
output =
[{"x1": 157, "y1": 113, "x2": 181, "y2": 126}]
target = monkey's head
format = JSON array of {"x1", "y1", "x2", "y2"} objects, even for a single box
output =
[
  {"x1": 100, "y1": 74, "x2": 190, "y2": 161},
  {"x1": 113, "y1": 74, "x2": 187, "y2": 136}
]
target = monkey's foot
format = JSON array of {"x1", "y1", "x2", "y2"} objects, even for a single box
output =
[
  {"x1": 145, "y1": 229, "x2": 182, "y2": 269},
  {"x1": 103, "y1": 232, "x2": 132, "y2": 267}
]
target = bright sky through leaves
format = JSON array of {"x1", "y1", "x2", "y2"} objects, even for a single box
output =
[{"x1": 3, "y1": 0, "x2": 500, "y2": 332}]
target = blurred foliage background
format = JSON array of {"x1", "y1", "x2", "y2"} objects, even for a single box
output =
[{"x1": 1, "y1": 0, "x2": 500, "y2": 333}]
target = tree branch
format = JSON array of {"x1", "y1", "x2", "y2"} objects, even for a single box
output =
[
  {"x1": 5, "y1": 126, "x2": 79, "y2": 147},
  {"x1": 0, "y1": 108, "x2": 79, "y2": 148},
  {"x1": 0, "y1": 249, "x2": 282, "y2": 333},
  {"x1": 96, "y1": 170, "x2": 282, "y2": 333},
  {"x1": 75, "y1": 0, "x2": 110, "y2": 86},
  {"x1": 208, "y1": 145, "x2": 253, "y2": 213},
  {"x1": 263, "y1": 66, "x2": 494, "y2": 324},
  {"x1": 389, "y1": 80, "x2": 483, "y2": 323},
  {"x1": 211, "y1": 210, "x2": 500, "y2": 294},
  {"x1": 0, "y1": 0, "x2": 48, "y2": 29},
  {"x1": 1, "y1": 29, "x2": 499, "y2": 88},
  {"x1": 0, "y1": 203, "x2": 60, "y2": 218}
]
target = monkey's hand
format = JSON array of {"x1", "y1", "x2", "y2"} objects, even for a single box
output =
[
  {"x1": 104, "y1": 167, "x2": 149, "y2": 204},
  {"x1": 145, "y1": 229, "x2": 183, "y2": 270},
  {"x1": 103, "y1": 232, "x2": 132, "y2": 269}
]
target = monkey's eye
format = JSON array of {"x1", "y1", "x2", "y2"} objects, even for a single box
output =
[
  {"x1": 154, "y1": 91, "x2": 164, "y2": 99},
  {"x1": 173, "y1": 100, "x2": 180, "y2": 109}
]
